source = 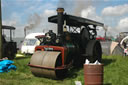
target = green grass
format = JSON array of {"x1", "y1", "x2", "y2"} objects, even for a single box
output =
[
  {"x1": 0, "y1": 55, "x2": 128, "y2": 85},
  {"x1": 103, "y1": 55, "x2": 128, "y2": 85}
]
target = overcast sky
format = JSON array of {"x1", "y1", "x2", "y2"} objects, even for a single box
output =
[{"x1": 2, "y1": 0, "x2": 128, "y2": 38}]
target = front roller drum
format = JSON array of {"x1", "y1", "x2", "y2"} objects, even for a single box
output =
[{"x1": 29, "y1": 51, "x2": 67, "y2": 79}]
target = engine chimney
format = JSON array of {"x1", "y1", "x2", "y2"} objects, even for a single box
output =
[{"x1": 56, "y1": 8, "x2": 64, "y2": 35}]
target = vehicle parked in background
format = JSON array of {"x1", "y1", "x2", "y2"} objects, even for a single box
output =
[
  {"x1": 21, "y1": 33, "x2": 45, "y2": 54},
  {"x1": 2, "y1": 25, "x2": 17, "y2": 59},
  {"x1": 120, "y1": 36, "x2": 128, "y2": 48}
]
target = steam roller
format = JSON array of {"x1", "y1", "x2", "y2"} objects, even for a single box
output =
[{"x1": 28, "y1": 8, "x2": 104, "y2": 79}]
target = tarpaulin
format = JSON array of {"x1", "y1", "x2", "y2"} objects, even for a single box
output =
[{"x1": 0, "y1": 60, "x2": 16, "y2": 73}]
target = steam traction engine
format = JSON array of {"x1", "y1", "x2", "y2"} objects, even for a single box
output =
[{"x1": 28, "y1": 8, "x2": 104, "y2": 79}]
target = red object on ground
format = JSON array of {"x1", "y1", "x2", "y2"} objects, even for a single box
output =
[{"x1": 84, "y1": 64, "x2": 104, "y2": 85}]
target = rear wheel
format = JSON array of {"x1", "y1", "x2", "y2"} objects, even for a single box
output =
[{"x1": 86, "y1": 40, "x2": 102, "y2": 63}]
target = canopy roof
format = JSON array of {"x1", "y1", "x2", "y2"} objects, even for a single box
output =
[
  {"x1": 2, "y1": 25, "x2": 16, "y2": 30},
  {"x1": 48, "y1": 14, "x2": 104, "y2": 27}
]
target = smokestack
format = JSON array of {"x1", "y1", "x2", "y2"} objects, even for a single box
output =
[
  {"x1": 24, "y1": 26, "x2": 29, "y2": 37},
  {"x1": 24, "y1": 28, "x2": 26, "y2": 37},
  {"x1": 56, "y1": 8, "x2": 64, "y2": 35},
  {"x1": 104, "y1": 25, "x2": 108, "y2": 39}
]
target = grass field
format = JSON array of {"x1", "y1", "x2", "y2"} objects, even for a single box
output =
[{"x1": 0, "y1": 55, "x2": 128, "y2": 85}]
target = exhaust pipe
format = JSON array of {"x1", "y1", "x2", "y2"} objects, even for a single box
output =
[{"x1": 56, "y1": 8, "x2": 64, "y2": 35}]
